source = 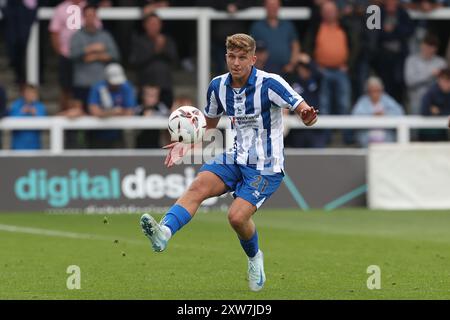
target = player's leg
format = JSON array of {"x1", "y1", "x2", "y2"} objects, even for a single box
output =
[
  {"x1": 140, "y1": 171, "x2": 228, "y2": 252},
  {"x1": 175, "y1": 171, "x2": 228, "y2": 215},
  {"x1": 228, "y1": 197, "x2": 265, "y2": 292},
  {"x1": 230, "y1": 168, "x2": 285, "y2": 291},
  {"x1": 163, "y1": 151, "x2": 241, "y2": 229},
  {"x1": 159, "y1": 171, "x2": 228, "y2": 237},
  {"x1": 228, "y1": 197, "x2": 257, "y2": 252}
]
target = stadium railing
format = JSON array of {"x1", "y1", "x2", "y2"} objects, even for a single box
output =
[
  {"x1": 0, "y1": 115, "x2": 448, "y2": 154},
  {"x1": 20, "y1": 6, "x2": 450, "y2": 105}
]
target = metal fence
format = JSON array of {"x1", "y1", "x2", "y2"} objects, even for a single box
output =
[{"x1": 0, "y1": 115, "x2": 448, "y2": 154}]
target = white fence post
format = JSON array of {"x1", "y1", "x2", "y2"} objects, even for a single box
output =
[
  {"x1": 397, "y1": 121, "x2": 410, "y2": 144},
  {"x1": 50, "y1": 122, "x2": 64, "y2": 154},
  {"x1": 26, "y1": 21, "x2": 40, "y2": 85},
  {"x1": 197, "y1": 8, "x2": 211, "y2": 106}
]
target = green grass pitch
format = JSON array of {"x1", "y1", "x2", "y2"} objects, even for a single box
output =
[{"x1": 0, "y1": 209, "x2": 449, "y2": 300}]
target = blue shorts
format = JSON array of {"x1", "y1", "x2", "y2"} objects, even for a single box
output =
[{"x1": 199, "y1": 153, "x2": 284, "y2": 209}]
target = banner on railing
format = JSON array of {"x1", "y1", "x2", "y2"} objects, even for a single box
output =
[
  {"x1": 368, "y1": 143, "x2": 450, "y2": 209},
  {"x1": 0, "y1": 152, "x2": 366, "y2": 213}
]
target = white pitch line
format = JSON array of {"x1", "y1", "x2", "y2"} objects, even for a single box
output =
[{"x1": 0, "y1": 224, "x2": 146, "y2": 245}]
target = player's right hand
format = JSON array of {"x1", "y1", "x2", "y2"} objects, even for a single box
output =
[{"x1": 162, "y1": 142, "x2": 192, "y2": 168}]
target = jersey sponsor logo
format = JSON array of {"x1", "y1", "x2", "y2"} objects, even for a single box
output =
[{"x1": 229, "y1": 115, "x2": 259, "y2": 129}]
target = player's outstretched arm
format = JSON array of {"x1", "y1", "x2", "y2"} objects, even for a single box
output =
[{"x1": 295, "y1": 100, "x2": 319, "y2": 126}]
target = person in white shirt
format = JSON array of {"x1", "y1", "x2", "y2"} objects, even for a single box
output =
[
  {"x1": 404, "y1": 34, "x2": 447, "y2": 114},
  {"x1": 352, "y1": 76, "x2": 404, "y2": 147}
]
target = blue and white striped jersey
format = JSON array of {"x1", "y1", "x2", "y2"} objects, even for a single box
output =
[{"x1": 204, "y1": 67, "x2": 304, "y2": 174}]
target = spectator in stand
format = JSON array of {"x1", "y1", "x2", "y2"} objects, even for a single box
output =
[
  {"x1": 304, "y1": 0, "x2": 352, "y2": 116},
  {"x1": 2, "y1": 0, "x2": 38, "y2": 88},
  {"x1": 0, "y1": 84, "x2": 6, "y2": 149},
  {"x1": 87, "y1": 0, "x2": 113, "y2": 7},
  {"x1": 195, "y1": 0, "x2": 257, "y2": 75},
  {"x1": 419, "y1": 68, "x2": 450, "y2": 141},
  {"x1": 140, "y1": 0, "x2": 169, "y2": 15},
  {"x1": 0, "y1": 86, "x2": 5, "y2": 115},
  {"x1": 49, "y1": 0, "x2": 102, "y2": 112},
  {"x1": 87, "y1": 63, "x2": 137, "y2": 148},
  {"x1": 352, "y1": 77, "x2": 404, "y2": 147},
  {"x1": 58, "y1": 98, "x2": 86, "y2": 118},
  {"x1": 70, "y1": 4, "x2": 120, "y2": 110},
  {"x1": 170, "y1": 94, "x2": 194, "y2": 113},
  {"x1": 57, "y1": 97, "x2": 89, "y2": 149},
  {"x1": 135, "y1": 85, "x2": 170, "y2": 149},
  {"x1": 284, "y1": 53, "x2": 327, "y2": 148},
  {"x1": 129, "y1": 12, "x2": 178, "y2": 109},
  {"x1": 254, "y1": 41, "x2": 270, "y2": 71},
  {"x1": 250, "y1": 0, "x2": 300, "y2": 74},
  {"x1": 373, "y1": 0, "x2": 415, "y2": 103},
  {"x1": 446, "y1": 38, "x2": 450, "y2": 67},
  {"x1": 84, "y1": 1, "x2": 113, "y2": 34},
  {"x1": 337, "y1": 0, "x2": 372, "y2": 101},
  {"x1": 87, "y1": 1, "x2": 157, "y2": 67},
  {"x1": 402, "y1": 0, "x2": 446, "y2": 11},
  {"x1": 401, "y1": 0, "x2": 446, "y2": 55},
  {"x1": 405, "y1": 34, "x2": 447, "y2": 114},
  {"x1": 8, "y1": 84, "x2": 47, "y2": 150}
]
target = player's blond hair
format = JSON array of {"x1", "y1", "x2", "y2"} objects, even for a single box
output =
[{"x1": 226, "y1": 33, "x2": 256, "y2": 55}]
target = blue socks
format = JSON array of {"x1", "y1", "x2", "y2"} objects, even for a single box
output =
[
  {"x1": 239, "y1": 230, "x2": 259, "y2": 258},
  {"x1": 161, "y1": 204, "x2": 192, "y2": 236},
  {"x1": 161, "y1": 204, "x2": 259, "y2": 258}
]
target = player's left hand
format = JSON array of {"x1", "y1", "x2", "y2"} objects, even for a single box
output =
[
  {"x1": 301, "y1": 106, "x2": 319, "y2": 126},
  {"x1": 162, "y1": 142, "x2": 193, "y2": 168}
]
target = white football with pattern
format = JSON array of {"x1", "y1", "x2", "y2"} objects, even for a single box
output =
[{"x1": 168, "y1": 106, "x2": 207, "y2": 144}]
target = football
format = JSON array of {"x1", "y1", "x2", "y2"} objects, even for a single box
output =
[{"x1": 167, "y1": 106, "x2": 207, "y2": 144}]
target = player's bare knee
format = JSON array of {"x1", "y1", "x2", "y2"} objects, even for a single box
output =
[
  {"x1": 227, "y1": 209, "x2": 246, "y2": 228},
  {"x1": 185, "y1": 180, "x2": 211, "y2": 202}
]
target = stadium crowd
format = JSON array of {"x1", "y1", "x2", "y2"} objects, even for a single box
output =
[{"x1": 0, "y1": 0, "x2": 450, "y2": 150}]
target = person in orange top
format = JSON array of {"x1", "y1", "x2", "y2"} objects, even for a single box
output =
[{"x1": 304, "y1": 0, "x2": 352, "y2": 117}]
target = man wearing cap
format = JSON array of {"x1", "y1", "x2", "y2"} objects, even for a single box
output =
[
  {"x1": 87, "y1": 63, "x2": 137, "y2": 148},
  {"x1": 284, "y1": 53, "x2": 327, "y2": 148}
]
